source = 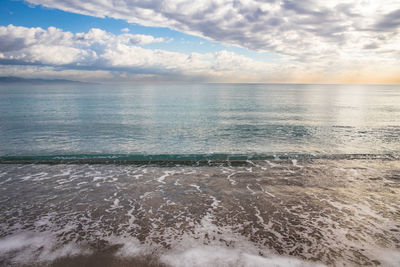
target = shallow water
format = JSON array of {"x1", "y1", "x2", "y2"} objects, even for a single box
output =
[{"x1": 0, "y1": 159, "x2": 399, "y2": 266}]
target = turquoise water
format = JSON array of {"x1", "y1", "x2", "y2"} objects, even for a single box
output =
[{"x1": 0, "y1": 83, "x2": 399, "y2": 159}]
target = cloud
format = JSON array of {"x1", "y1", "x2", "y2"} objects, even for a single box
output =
[
  {"x1": 0, "y1": 25, "x2": 283, "y2": 82},
  {"x1": 24, "y1": 0, "x2": 400, "y2": 62},
  {"x1": 0, "y1": 24, "x2": 399, "y2": 84},
  {"x1": 374, "y1": 9, "x2": 400, "y2": 30},
  {"x1": 0, "y1": 25, "x2": 167, "y2": 67}
]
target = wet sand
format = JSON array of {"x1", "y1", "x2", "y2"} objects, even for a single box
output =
[{"x1": 0, "y1": 159, "x2": 399, "y2": 266}]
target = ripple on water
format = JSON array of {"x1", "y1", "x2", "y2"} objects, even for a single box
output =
[{"x1": 0, "y1": 160, "x2": 399, "y2": 266}]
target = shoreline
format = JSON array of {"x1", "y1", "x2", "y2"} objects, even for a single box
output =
[
  {"x1": 1, "y1": 159, "x2": 399, "y2": 266},
  {"x1": 0, "y1": 153, "x2": 398, "y2": 165}
]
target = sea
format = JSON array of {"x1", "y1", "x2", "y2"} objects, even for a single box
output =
[{"x1": 0, "y1": 83, "x2": 399, "y2": 266}]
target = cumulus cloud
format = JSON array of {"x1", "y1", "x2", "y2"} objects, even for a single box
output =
[
  {"x1": 0, "y1": 25, "x2": 167, "y2": 67},
  {"x1": 0, "y1": 0, "x2": 397, "y2": 83},
  {"x1": 25, "y1": 0, "x2": 400, "y2": 61},
  {"x1": 0, "y1": 25, "x2": 284, "y2": 82},
  {"x1": 0, "y1": 24, "x2": 399, "y2": 83}
]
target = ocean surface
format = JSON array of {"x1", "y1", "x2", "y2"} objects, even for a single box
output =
[
  {"x1": 0, "y1": 83, "x2": 399, "y2": 266},
  {"x1": 0, "y1": 83, "x2": 399, "y2": 158}
]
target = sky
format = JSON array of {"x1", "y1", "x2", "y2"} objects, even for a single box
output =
[{"x1": 0, "y1": 0, "x2": 399, "y2": 83}]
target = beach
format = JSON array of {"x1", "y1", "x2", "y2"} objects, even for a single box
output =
[
  {"x1": 0, "y1": 83, "x2": 399, "y2": 266},
  {"x1": 1, "y1": 158, "x2": 399, "y2": 266},
  {"x1": 2, "y1": 0, "x2": 400, "y2": 265}
]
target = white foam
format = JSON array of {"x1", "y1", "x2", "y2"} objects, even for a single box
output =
[
  {"x1": 209, "y1": 196, "x2": 220, "y2": 209},
  {"x1": 0, "y1": 232, "x2": 90, "y2": 264},
  {"x1": 247, "y1": 184, "x2": 256, "y2": 195},
  {"x1": 184, "y1": 169, "x2": 197, "y2": 175},
  {"x1": 246, "y1": 160, "x2": 267, "y2": 170},
  {"x1": 30, "y1": 172, "x2": 52, "y2": 181},
  {"x1": 110, "y1": 198, "x2": 122, "y2": 209},
  {"x1": 140, "y1": 191, "x2": 154, "y2": 199},
  {"x1": 92, "y1": 176, "x2": 104, "y2": 182},
  {"x1": 190, "y1": 184, "x2": 202, "y2": 192},
  {"x1": 265, "y1": 160, "x2": 279, "y2": 167},
  {"x1": 373, "y1": 249, "x2": 400, "y2": 267},
  {"x1": 259, "y1": 185, "x2": 276, "y2": 198},
  {"x1": 254, "y1": 206, "x2": 266, "y2": 225},
  {"x1": 160, "y1": 246, "x2": 325, "y2": 267},
  {"x1": 157, "y1": 171, "x2": 175, "y2": 184},
  {"x1": 246, "y1": 167, "x2": 253, "y2": 172},
  {"x1": 227, "y1": 172, "x2": 238, "y2": 185},
  {"x1": 291, "y1": 159, "x2": 303, "y2": 168},
  {"x1": 106, "y1": 236, "x2": 146, "y2": 258},
  {"x1": 0, "y1": 230, "x2": 324, "y2": 267},
  {"x1": 133, "y1": 174, "x2": 143, "y2": 179}
]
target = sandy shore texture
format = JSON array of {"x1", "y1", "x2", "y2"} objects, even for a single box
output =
[{"x1": 0, "y1": 159, "x2": 399, "y2": 266}]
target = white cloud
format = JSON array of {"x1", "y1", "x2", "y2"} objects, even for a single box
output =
[
  {"x1": 0, "y1": 25, "x2": 168, "y2": 67},
  {"x1": 0, "y1": 25, "x2": 281, "y2": 82},
  {"x1": 24, "y1": 0, "x2": 400, "y2": 62},
  {"x1": 0, "y1": 24, "x2": 399, "y2": 83}
]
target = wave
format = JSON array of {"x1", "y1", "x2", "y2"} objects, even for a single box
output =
[{"x1": 0, "y1": 153, "x2": 398, "y2": 165}]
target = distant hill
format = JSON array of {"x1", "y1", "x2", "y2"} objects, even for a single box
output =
[{"x1": 0, "y1": 76, "x2": 96, "y2": 85}]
